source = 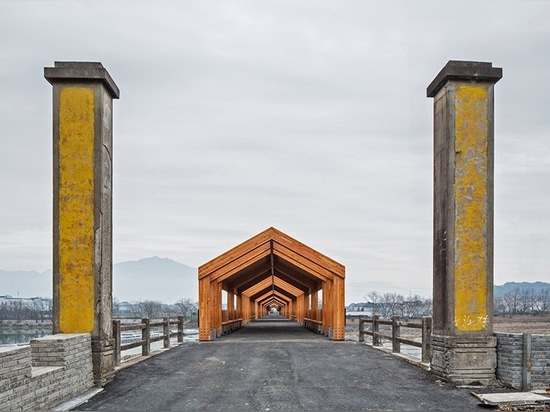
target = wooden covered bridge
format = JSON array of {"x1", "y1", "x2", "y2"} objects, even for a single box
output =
[{"x1": 198, "y1": 227, "x2": 346, "y2": 341}]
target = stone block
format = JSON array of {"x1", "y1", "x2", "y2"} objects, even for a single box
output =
[{"x1": 431, "y1": 334, "x2": 497, "y2": 385}]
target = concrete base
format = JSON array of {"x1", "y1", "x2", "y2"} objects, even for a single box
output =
[
  {"x1": 91, "y1": 338, "x2": 115, "y2": 387},
  {"x1": 431, "y1": 334, "x2": 497, "y2": 386}
]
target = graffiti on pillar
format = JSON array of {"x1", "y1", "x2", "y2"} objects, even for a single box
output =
[{"x1": 455, "y1": 314, "x2": 489, "y2": 331}]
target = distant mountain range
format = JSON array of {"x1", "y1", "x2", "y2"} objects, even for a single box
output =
[
  {"x1": 494, "y1": 281, "x2": 550, "y2": 297},
  {"x1": 0, "y1": 269, "x2": 52, "y2": 299},
  {"x1": 113, "y1": 257, "x2": 197, "y2": 303},
  {"x1": 1, "y1": 259, "x2": 548, "y2": 305},
  {"x1": 0, "y1": 257, "x2": 198, "y2": 304}
]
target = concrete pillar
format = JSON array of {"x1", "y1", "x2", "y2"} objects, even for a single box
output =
[
  {"x1": 44, "y1": 62, "x2": 119, "y2": 386},
  {"x1": 427, "y1": 60, "x2": 502, "y2": 385}
]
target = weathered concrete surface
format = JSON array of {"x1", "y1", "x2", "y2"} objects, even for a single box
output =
[
  {"x1": 73, "y1": 316, "x2": 494, "y2": 411},
  {"x1": 45, "y1": 61, "x2": 119, "y2": 386},
  {"x1": 428, "y1": 60, "x2": 502, "y2": 386}
]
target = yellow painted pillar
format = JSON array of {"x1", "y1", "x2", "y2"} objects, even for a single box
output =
[
  {"x1": 45, "y1": 62, "x2": 119, "y2": 386},
  {"x1": 427, "y1": 60, "x2": 502, "y2": 385}
]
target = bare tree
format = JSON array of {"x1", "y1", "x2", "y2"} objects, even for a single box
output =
[
  {"x1": 365, "y1": 291, "x2": 381, "y2": 315},
  {"x1": 363, "y1": 291, "x2": 432, "y2": 319},
  {"x1": 173, "y1": 298, "x2": 197, "y2": 322},
  {"x1": 29, "y1": 298, "x2": 51, "y2": 322},
  {"x1": 139, "y1": 300, "x2": 164, "y2": 319}
]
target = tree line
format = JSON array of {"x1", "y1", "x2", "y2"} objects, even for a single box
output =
[
  {"x1": 360, "y1": 287, "x2": 550, "y2": 319},
  {"x1": 362, "y1": 292, "x2": 433, "y2": 319},
  {"x1": 2, "y1": 286, "x2": 548, "y2": 325},
  {"x1": 114, "y1": 298, "x2": 198, "y2": 325},
  {"x1": 0, "y1": 297, "x2": 198, "y2": 326},
  {"x1": 494, "y1": 288, "x2": 550, "y2": 315},
  {"x1": 0, "y1": 298, "x2": 52, "y2": 323}
]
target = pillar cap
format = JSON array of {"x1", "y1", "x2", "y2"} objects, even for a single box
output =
[
  {"x1": 427, "y1": 60, "x2": 502, "y2": 98},
  {"x1": 44, "y1": 61, "x2": 120, "y2": 99}
]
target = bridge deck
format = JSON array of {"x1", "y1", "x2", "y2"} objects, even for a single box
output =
[{"x1": 74, "y1": 315, "x2": 485, "y2": 411}]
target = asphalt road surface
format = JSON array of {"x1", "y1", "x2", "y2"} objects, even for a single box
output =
[{"x1": 73, "y1": 315, "x2": 487, "y2": 411}]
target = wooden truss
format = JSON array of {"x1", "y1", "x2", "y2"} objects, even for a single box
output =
[{"x1": 198, "y1": 227, "x2": 346, "y2": 341}]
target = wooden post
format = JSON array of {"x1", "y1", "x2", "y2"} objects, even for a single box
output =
[
  {"x1": 392, "y1": 315, "x2": 401, "y2": 353},
  {"x1": 163, "y1": 316, "x2": 170, "y2": 349},
  {"x1": 112, "y1": 320, "x2": 121, "y2": 367},
  {"x1": 421, "y1": 316, "x2": 432, "y2": 364},
  {"x1": 215, "y1": 282, "x2": 222, "y2": 337},
  {"x1": 177, "y1": 315, "x2": 184, "y2": 343},
  {"x1": 311, "y1": 289, "x2": 318, "y2": 321},
  {"x1": 198, "y1": 277, "x2": 211, "y2": 341},
  {"x1": 142, "y1": 318, "x2": 150, "y2": 356},
  {"x1": 332, "y1": 276, "x2": 346, "y2": 341},
  {"x1": 227, "y1": 290, "x2": 235, "y2": 320},
  {"x1": 372, "y1": 315, "x2": 381, "y2": 346},
  {"x1": 236, "y1": 294, "x2": 243, "y2": 321},
  {"x1": 358, "y1": 316, "x2": 365, "y2": 343}
]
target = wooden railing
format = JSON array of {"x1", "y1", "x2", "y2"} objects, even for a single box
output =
[
  {"x1": 359, "y1": 315, "x2": 432, "y2": 363},
  {"x1": 112, "y1": 316, "x2": 184, "y2": 367}
]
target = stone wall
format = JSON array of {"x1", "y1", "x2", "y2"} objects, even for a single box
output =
[
  {"x1": 495, "y1": 332, "x2": 550, "y2": 390},
  {"x1": 0, "y1": 333, "x2": 94, "y2": 411}
]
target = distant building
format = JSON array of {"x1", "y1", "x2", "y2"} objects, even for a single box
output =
[
  {"x1": 346, "y1": 302, "x2": 374, "y2": 317},
  {"x1": 0, "y1": 295, "x2": 49, "y2": 307}
]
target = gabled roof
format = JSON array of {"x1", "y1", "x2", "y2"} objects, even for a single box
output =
[{"x1": 198, "y1": 227, "x2": 345, "y2": 300}]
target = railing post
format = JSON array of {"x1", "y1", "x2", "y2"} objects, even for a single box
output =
[
  {"x1": 392, "y1": 315, "x2": 401, "y2": 353},
  {"x1": 163, "y1": 316, "x2": 170, "y2": 348},
  {"x1": 113, "y1": 320, "x2": 121, "y2": 367},
  {"x1": 358, "y1": 316, "x2": 365, "y2": 342},
  {"x1": 421, "y1": 316, "x2": 432, "y2": 363},
  {"x1": 372, "y1": 315, "x2": 381, "y2": 346},
  {"x1": 142, "y1": 318, "x2": 150, "y2": 356},
  {"x1": 177, "y1": 315, "x2": 184, "y2": 343}
]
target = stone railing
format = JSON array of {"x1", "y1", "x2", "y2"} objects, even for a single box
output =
[
  {"x1": 0, "y1": 333, "x2": 94, "y2": 411},
  {"x1": 495, "y1": 332, "x2": 550, "y2": 390}
]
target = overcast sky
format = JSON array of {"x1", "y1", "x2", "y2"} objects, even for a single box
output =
[{"x1": 1, "y1": 1, "x2": 549, "y2": 304}]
